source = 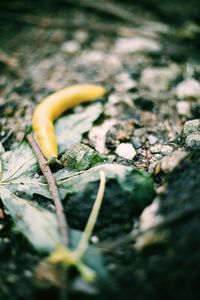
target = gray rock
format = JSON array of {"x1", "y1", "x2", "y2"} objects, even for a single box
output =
[
  {"x1": 132, "y1": 138, "x2": 142, "y2": 149},
  {"x1": 175, "y1": 78, "x2": 200, "y2": 99},
  {"x1": 183, "y1": 119, "x2": 200, "y2": 135},
  {"x1": 140, "y1": 64, "x2": 180, "y2": 93},
  {"x1": 185, "y1": 134, "x2": 200, "y2": 149}
]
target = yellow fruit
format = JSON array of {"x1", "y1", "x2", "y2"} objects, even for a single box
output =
[{"x1": 32, "y1": 85, "x2": 105, "y2": 158}]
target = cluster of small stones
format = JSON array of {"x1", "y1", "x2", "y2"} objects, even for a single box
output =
[{"x1": 184, "y1": 119, "x2": 200, "y2": 150}]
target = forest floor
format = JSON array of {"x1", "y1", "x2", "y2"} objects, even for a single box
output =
[{"x1": 0, "y1": 1, "x2": 200, "y2": 299}]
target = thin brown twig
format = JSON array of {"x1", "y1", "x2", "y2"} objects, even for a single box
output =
[{"x1": 27, "y1": 133, "x2": 68, "y2": 247}]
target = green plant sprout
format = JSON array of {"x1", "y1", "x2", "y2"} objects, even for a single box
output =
[{"x1": 46, "y1": 170, "x2": 106, "y2": 282}]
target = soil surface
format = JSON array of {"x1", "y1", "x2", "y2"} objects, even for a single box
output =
[{"x1": 0, "y1": 1, "x2": 200, "y2": 299}]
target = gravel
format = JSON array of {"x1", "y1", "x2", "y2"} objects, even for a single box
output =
[
  {"x1": 183, "y1": 119, "x2": 200, "y2": 135},
  {"x1": 185, "y1": 134, "x2": 200, "y2": 149}
]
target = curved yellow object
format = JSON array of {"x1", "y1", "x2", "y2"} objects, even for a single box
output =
[{"x1": 32, "y1": 84, "x2": 105, "y2": 158}]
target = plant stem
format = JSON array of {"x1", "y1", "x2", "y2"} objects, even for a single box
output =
[
  {"x1": 27, "y1": 133, "x2": 68, "y2": 247},
  {"x1": 75, "y1": 170, "x2": 106, "y2": 258}
]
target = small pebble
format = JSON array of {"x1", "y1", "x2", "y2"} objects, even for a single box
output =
[
  {"x1": 80, "y1": 50, "x2": 104, "y2": 63},
  {"x1": 150, "y1": 144, "x2": 162, "y2": 153},
  {"x1": 90, "y1": 236, "x2": 99, "y2": 244},
  {"x1": 185, "y1": 134, "x2": 200, "y2": 149},
  {"x1": 175, "y1": 78, "x2": 200, "y2": 99},
  {"x1": 108, "y1": 93, "x2": 121, "y2": 104},
  {"x1": 116, "y1": 80, "x2": 137, "y2": 92},
  {"x1": 114, "y1": 37, "x2": 161, "y2": 54},
  {"x1": 74, "y1": 30, "x2": 88, "y2": 43},
  {"x1": 132, "y1": 138, "x2": 142, "y2": 149},
  {"x1": 115, "y1": 143, "x2": 136, "y2": 160},
  {"x1": 177, "y1": 101, "x2": 191, "y2": 117},
  {"x1": 160, "y1": 145, "x2": 174, "y2": 155},
  {"x1": 183, "y1": 119, "x2": 200, "y2": 135},
  {"x1": 61, "y1": 40, "x2": 80, "y2": 53},
  {"x1": 147, "y1": 134, "x2": 158, "y2": 145}
]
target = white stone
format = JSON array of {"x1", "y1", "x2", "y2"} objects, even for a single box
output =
[
  {"x1": 116, "y1": 80, "x2": 137, "y2": 92},
  {"x1": 80, "y1": 50, "x2": 104, "y2": 63},
  {"x1": 175, "y1": 78, "x2": 200, "y2": 99},
  {"x1": 114, "y1": 37, "x2": 161, "y2": 54},
  {"x1": 147, "y1": 134, "x2": 158, "y2": 145},
  {"x1": 115, "y1": 143, "x2": 136, "y2": 160},
  {"x1": 108, "y1": 93, "x2": 121, "y2": 104},
  {"x1": 176, "y1": 101, "x2": 191, "y2": 117},
  {"x1": 90, "y1": 235, "x2": 99, "y2": 244},
  {"x1": 74, "y1": 30, "x2": 88, "y2": 43},
  {"x1": 61, "y1": 40, "x2": 80, "y2": 53}
]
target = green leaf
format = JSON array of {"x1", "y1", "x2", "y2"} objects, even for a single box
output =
[
  {"x1": 55, "y1": 103, "x2": 103, "y2": 154},
  {"x1": 57, "y1": 164, "x2": 154, "y2": 232},
  {"x1": 57, "y1": 163, "x2": 154, "y2": 208},
  {"x1": 0, "y1": 187, "x2": 61, "y2": 252},
  {"x1": 0, "y1": 142, "x2": 51, "y2": 199},
  {"x1": 0, "y1": 142, "x2": 60, "y2": 252},
  {"x1": 0, "y1": 142, "x2": 37, "y2": 182}
]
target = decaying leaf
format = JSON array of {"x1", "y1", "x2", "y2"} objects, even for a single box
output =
[
  {"x1": 57, "y1": 163, "x2": 154, "y2": 207},
  {"x1": 0, "y1": 141, "x2": 154, "y2": 253},
  {"x1": 0, "y1": 142, "x2": 51, "y2": 199},
  {"x1": 0, "y1": 187, "x2": 61, "y2": 252}
]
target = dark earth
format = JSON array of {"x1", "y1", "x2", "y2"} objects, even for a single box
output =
[{"x1": 0, "y1": 0, "x2": 200, "y2": 299}]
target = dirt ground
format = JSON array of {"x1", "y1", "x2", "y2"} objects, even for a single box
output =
[{"x1": 0, "y1": 1, "x2": 200, "y2": 299}]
